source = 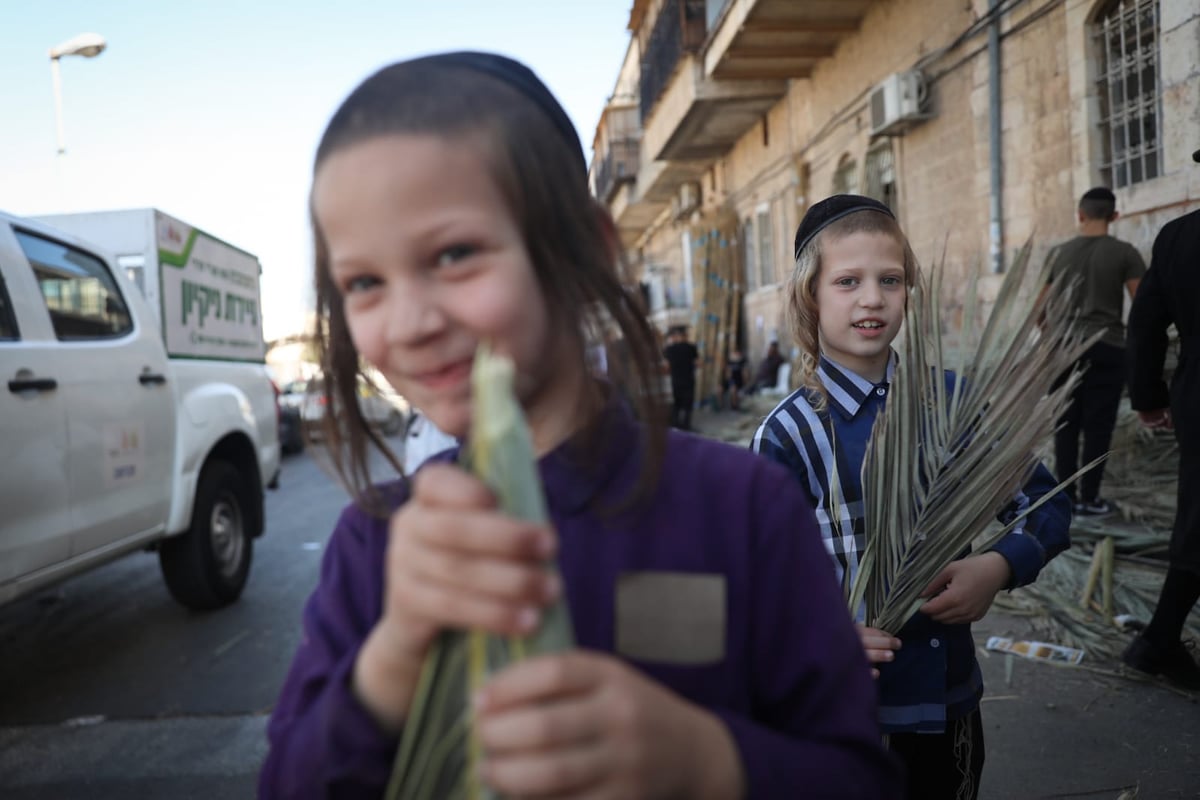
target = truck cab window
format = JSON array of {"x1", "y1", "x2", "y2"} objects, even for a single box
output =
[
  {"x1": 14, "y1": 230, "x2": 133, "y2": 340},
  {"x1": 0, "y1": 278, "x2": 17, "y2": 340}
]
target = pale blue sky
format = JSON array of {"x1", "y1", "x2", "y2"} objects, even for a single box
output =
[{"x1": 1, "y1": 0, "x2": 633, "y2": 339}]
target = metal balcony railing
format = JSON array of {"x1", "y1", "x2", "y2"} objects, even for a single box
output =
[
  {"x1": 594, "y1": 137, "x2": 641, "y2": 202},
  {"x1": 639, "y1": 0, "x2": 707, "y2": 122}
]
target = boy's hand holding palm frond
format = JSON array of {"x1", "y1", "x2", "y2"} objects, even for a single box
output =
[
  {"x1": 918, "y1": 550, "x2": 1013, "y2": 625},
  {"x1": 353, "y1": 461, "x2": 557, "y2": 733},
  {"x1": 380, "y1": 346, "x2": 570, "y2": 799},
  {"x1": 383, "y1": 346, "x2": 741, "y2": 799}
]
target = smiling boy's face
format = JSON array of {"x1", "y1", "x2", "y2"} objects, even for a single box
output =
[
  {"x1": 312, "y1": 133, "x2": 583, "y2": 444},
  {"x1": 814, "y1": 230, "x2": 907, "y2": 383}
]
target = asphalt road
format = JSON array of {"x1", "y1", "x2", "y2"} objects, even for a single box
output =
[
  {"x1": 0, "y1": 439, "x2": 393, "y2": 799},
  {"x1": 2, "y1": 424, "x2": 1197, "y2": 799}
]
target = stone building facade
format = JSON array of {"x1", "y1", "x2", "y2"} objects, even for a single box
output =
[{"x1": 590, "y1": 0, "x2": 1200, "y2": 396}]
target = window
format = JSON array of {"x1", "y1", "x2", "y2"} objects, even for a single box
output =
[
  {"x1": 865, "y1": 142, "x2": 897, "y2": 210},
  {"x1": 1094, "y1": 0, "x2": 1160, "y2": 188},
  {"x1": 756, "y1": 206, "x2": 775, "y2": 287},
  {"x1": 118, "y1": 254, "x2": 146, "y2": 296},
  {"x1": 0, "y1": 278, "x2": 17, "y2": 340},
  {"x1": 14, "y1": 230, "x2": 133, "y2": 340},
  {"x1": 742, "y1": 218, "x2": 757, "y2": 292},
  {"x1": 832, "y1": 154, "x2": 859, "y2": 195}
]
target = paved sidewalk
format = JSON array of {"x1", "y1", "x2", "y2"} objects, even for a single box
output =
[{"x1": 973, "y1": 611, "x2": 1198, "y2": 799}]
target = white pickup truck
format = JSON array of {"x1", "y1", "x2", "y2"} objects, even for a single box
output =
[{"x1": 0, "y1": 209, "x2": 280, "y2": 611}]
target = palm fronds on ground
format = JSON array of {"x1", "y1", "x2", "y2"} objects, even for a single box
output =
[
  {"x1": 385, "y1": 346, "x2": 574, "y2": 800},
  {"x1": 846, "y1": 243, "x2": 1098, "y2": 634},
  {"x1": 992, "y1": 395, "x2": 1191, "y2": 662},
  {"x1": 995, "y1": 547, "x2": 1200, "y2": 661}
]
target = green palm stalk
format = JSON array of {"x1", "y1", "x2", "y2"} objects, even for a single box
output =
[
  {"x1": 845, "y1": 243, "x2": 1101, "y2": 634},
  {"x1": 385, "y1": 344, "x2": 575, "y2": 800}
]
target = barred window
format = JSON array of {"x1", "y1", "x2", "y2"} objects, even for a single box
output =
[
  {"x1": 757, "y1": 207, "x2": 775, "y2": 287},
  {"x1": 742, "y1": 217, "x2": 758, "y2": 292},
  {"x1": 1094, "y1": 0, "x2": 1160, "y2": 188},
  {"x1": 832, "y1": 154, "x2": 858, "y2": 195},
  {"x1": 865, "y1": 142, "x2": 897, "y2": 211}
]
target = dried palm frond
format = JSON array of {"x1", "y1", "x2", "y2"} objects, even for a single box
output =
[
  {"x1": 846, "y1": 243, "x2": 1099, "y2": 634},
  {"x1": 995, "y1": 546, "x2": 1200, "y2": 660},
  {"x1": 385, "y1": 345, "x2": 574, "y2": 800}
]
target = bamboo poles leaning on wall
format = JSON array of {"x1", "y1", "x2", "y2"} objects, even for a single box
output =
[{"x1": 687, "y1": 211, "x2": 741, "y2": 408}]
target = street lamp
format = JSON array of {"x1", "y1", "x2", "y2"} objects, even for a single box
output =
[{"x1": 49, "y1": 33, "x2": 106, "y2": 155}]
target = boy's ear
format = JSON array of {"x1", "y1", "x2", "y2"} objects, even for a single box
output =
[{"x1": 1111, "y1": 210, "x2": 1121, "y2": 222}]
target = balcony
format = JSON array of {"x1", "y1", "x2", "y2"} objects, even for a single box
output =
[
  {"x1": 639, "y1": 0, "x2": 708, "y2": 123},
  {"x1": 636, "y1": 0, "x2": 786, "y2": 166},
  {"x1": 705, "y1": 0, "x2": 875, "y2": 80},
  {"x1": 594, "y1": 137, "x2": 641, "y2": 203},
  {"x1": 642, "y1": 54, "x2": 784, "y2": 162}
]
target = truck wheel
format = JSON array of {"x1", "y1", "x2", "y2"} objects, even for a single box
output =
[{"x1": 159, "y1": 460, "x2": 253, "y2": 611}]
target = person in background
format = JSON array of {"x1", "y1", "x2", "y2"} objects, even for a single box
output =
[
  {"x1": 753, "y1": 194, "x2": 1071, "y2": 799},
  {"x1": 402, "y1": 410, "x2": 458, "y2": 475},
  {"x1": 1121, "y1": 148, "x2": 1200, "y2": 691},
  {"x1": 722, "y1": 346, "x2": 748, "y2": 410},
  {"x1": 259, "y1": 53, "x2": 900, "y2": 799},
  {"x1": 662, "y1": 325, "x2": 698, "y2": 430},
  {"x1": 748, "y1": 340, "x2": 785, "y2": 395},
  {"x1": 1046, "y1": 187, "x2": 1146, "y2": 516}
]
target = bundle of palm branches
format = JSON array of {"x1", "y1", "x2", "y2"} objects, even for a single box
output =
[
  {"x1": 845, "y1": 244, "x2": 1098, "y2": 633},
  {"x1": 385, "y1": 346, "x2": 574, "y2": 800}
]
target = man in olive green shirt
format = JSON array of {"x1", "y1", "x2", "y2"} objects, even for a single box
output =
[{"x1": 1048, "y1": 187, "x2": 1146, "y2": 515}]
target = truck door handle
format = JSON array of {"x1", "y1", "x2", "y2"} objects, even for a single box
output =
[
  {"x1": 8, "y1": 377, "x2": 58, "y2": 393},
  {"x1": 138, "y1": 373, "x2": 167, "y2": 386}
]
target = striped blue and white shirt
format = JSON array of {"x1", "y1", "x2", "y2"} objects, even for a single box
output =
[{"x1": 752, "y1": 353, "x2": 1071, "y2": 733}]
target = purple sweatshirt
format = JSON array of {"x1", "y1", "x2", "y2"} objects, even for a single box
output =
[{"x1": 260, "y1": 407, "x2": 900, "y2": 798}]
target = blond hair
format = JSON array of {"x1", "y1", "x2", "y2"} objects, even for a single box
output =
[{"x1": 786, "y1": 210, "x2": 917, "y2": 407}]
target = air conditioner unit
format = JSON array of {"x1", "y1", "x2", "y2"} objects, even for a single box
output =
[
  {"x1": 672, "y1": 181, "x2": 701, "y2": 219},
  {"x1": 868, "y1": 71, "x2": 930, "y2": 137}
]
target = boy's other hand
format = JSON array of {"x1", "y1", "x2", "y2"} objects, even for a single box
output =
[
  {"x1": 476, "y1": 651, "x2": 745, "y2": 800},
  {"x1": 918, "y1": 552, "x2": 1012, "y2": 625},
  {"x1": 857, "y1": 624, "x2": 901, "y2": 679},
  {"x1": 1137, "y1": 408, "x2": 1172, "y2": 430}
]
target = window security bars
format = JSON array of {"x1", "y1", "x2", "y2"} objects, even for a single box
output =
[{"x1": 1094, "y1": 0, "x2": 1161, "y2": 188}]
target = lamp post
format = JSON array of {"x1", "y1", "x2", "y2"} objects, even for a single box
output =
[{"x1": 49, "y1": 33, "x2": 106, "y2": 155}]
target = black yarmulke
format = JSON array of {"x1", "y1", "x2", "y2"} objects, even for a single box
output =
[
  {"x1": 408, "y1": 51, "x2": 586, "y2": 172},
  {"x1": 793, "y1": 194, "x2": 895, "y2": 261}
]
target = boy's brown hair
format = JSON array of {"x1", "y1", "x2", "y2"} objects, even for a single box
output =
[{"x1": 310, "y1": 54, "x2": 667, "y2": 509}]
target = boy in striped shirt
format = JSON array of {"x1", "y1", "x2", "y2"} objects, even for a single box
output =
[{"x1": 752, "y1": 194, "x2": 1071, "y2": 799}]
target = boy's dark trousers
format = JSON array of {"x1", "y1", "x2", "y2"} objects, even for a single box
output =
[
  {"x1": 889, "y1": 709, "x2": 985, "y2": 799},
  {"x1": 1054, "y1": 341, "x2": 1127, "y2": 502},
  {"x1": 670, "y1": 380, "x2": 694, "y2": 430}
]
